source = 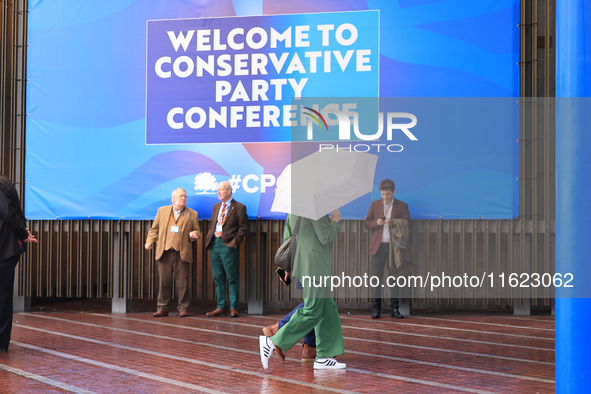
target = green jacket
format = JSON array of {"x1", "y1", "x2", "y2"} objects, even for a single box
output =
[{"x1": 284, "y1": 214, "x2": 340, "y2": 283}]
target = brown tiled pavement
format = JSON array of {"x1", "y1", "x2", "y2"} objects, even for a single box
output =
[{"x1": 0, "y1": 302, "x2": 555, "y2": 393}]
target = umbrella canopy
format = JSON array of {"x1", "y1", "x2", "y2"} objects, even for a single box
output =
[{"x1": 271, "y1": 150, "x2": 378, "y2": 220}]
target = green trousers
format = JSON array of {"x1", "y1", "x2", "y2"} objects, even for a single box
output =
[
  {"x1": 209, "y1": 237, "x2": 240, "y2": 309},
  {"x1": 271, "y1": 297, "x2": 344, "y2": 359}
]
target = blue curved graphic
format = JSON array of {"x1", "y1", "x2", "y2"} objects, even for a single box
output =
[
  {"x1": 27, "y1": 0, "x2": 237, "y2": 129},
  {"x1": 415, "y1": 5, "x2": 519, "y2": 55},
  {"x1": 380, "y1": 54, "x2": 516, "y2": 97},
  {"x1": 28, "y1": 151, "x2": 229, "y2": 219}
]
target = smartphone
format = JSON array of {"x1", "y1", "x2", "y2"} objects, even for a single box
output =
[{"x1": 276, "y1": 267, "x2": 292, "y2": 286}]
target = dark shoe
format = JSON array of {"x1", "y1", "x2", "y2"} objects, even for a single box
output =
[
  {"x1": 372, "y1": 309, "x2": 381, "y2": 319},
  {"x1": 301, "y1": 343, "x2": 316, "y2": 363},
  {"x1": 153, "y1": 310, "x2": 169, "y2": 317},
  {"x1": 0, "y1": 347, "x2": 7, "y2": 352},
  {"x1": 179, "y1": 310, "x2": 189, "y2": 318},
  {"x1": 262, "y1": 322, "x2": 279, "y2": 337},
  {"x1": 391, "y1": 308, "x2": 404, "y2": 319},
  {"x1": 230, "y1": 308, "x2": 239, "y2": 318},
  {"x1": 206, "y1": 308, "x2": 227, "y2": 317}
]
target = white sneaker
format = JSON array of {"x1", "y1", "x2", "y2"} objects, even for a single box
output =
[
  {"x1": 313, "y1": 358, "x2": 346, "y2": 369},
  {"x1": 259, "y1": 336, "x2": 275, "y2": 369}
]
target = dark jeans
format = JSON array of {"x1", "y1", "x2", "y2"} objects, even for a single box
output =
[
  {"x1": 278, "y1": 302, "x2": 316, "y2": 347},
  {"x1": 0, "y1": 255, "x2": 20, "y2": 350},
  {"x1": 371, "y1": 243, "x2": 400, "y2": 311}
]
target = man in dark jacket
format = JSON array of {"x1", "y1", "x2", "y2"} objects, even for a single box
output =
[
  {"x1": 0, "y1": 174, "x2": 37, "y2": 352},
  {"x1": 364, "y1": 179, "x2": 412, "y2": 319},
  {"x1": 204, "y1": 181, "x2": 248, "y2": 318}
]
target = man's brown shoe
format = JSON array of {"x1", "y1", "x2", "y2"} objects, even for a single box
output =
[
  {"x1": 206, "y1": 308, "x2": 226, "y2": 317},
  {"x1": 179, "y1": 310, "x2": 189, "y2": 318},
  {"x1": 262, "y1": 322, "x2": 279, "y2": 337},
  {"x1": 153, "y1": 310, "x2": 169, "y2": 317},
  {"x1": 274, "y1": 345, "x2": 285, "y2": 361},
  {"x1": 301, "y1": 343, "x2": 316, "y2": 363},
  {"x1": 230, "y1": 308, "x2": 239, "y2": 318}
]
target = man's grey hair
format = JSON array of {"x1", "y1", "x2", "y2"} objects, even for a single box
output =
[
  {"x1": 219, "y1": 181, "x2": 232, "y2": 193},
  {"x1": 172, "y1": 188, "x2": 187, "y2": 198}
]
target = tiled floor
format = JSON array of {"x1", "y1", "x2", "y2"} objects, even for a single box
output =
[{"x1": 0, "y1": 302, "x2": 555, "y2": 393}]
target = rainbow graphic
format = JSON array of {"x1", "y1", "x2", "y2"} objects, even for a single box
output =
[{"x1": 303, "y1": 107, "x2": 329, "y2": 130}]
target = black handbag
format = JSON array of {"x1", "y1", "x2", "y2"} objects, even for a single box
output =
[{"x1": 274, "y1": 216, "x2": 301, "y2": 272}]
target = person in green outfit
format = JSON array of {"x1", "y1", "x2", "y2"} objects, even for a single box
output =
[{"x1": 259, "y1": 209, "x2": 346, "y2": 370}]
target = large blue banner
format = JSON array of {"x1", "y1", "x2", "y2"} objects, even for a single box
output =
[{"x1": 25, "y1": 0, "x2": 520, "y2": 220}]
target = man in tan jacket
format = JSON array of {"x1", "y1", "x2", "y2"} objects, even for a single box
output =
[{"x1": 145, "y1": 188, "x2": 200, "y2": 317}]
